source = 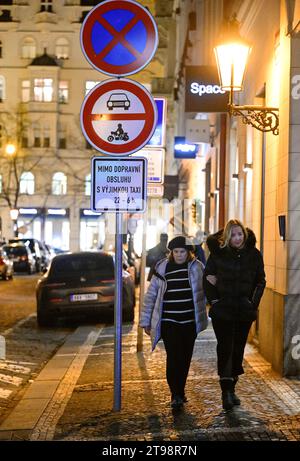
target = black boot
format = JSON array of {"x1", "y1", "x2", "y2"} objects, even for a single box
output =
[
  {"x1": 230, "y1": 377, "x2": 241, "y2": 405},
  {"x1": 220, "y1": 378, "x2": 234, "y2": 411}
]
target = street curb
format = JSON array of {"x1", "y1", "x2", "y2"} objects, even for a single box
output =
[{"x1": 0, "y1": 325, "x2": 101, "y2": 440}]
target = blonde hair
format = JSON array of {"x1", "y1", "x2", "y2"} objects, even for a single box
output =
[
  {"x1": 168, "y1": 250, "x2": 194, "y2": 263},
  {"x1": 220, "y1": 219, "x2": 248, "y2": 248}
]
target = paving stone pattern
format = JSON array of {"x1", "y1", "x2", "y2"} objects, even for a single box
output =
[{"x1": 53, "y1": 322, "x2": 300, "y2": 441}]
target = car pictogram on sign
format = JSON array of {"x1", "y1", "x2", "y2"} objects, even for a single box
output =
[{"x1": 107, "y1": 93, "x2": 131, "y2": 110}]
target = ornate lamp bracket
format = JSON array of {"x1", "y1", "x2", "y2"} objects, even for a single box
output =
[{"x1": 229, "y1": 104, "x2": 279, "y2": 135}]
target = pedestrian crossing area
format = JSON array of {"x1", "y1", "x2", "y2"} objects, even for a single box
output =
[{"x1": 0, "y1": 360, "x2": 35, "y2": 400}]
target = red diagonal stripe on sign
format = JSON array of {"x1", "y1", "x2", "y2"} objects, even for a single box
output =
[
  {"x1": 90, "y1": 113, "x2": 147, "y2": 121},
  {"x1": 95, "y1": 14, "x2": 142, "y2": 63}
]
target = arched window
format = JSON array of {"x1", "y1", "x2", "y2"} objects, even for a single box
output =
[
  {"x1": 0, "y1": 76, "x2": 5, "y2": 102},
  {"x1": 21, "y1": 37, "x2": 36, "y2": 59},
  {"x1": 55, "y1": 38, "x2": 69, "y2": 59},
  {"x1": 20, "y1": 172, "x2": 35, "y2": 195},
  {"x1": 85, "y1": 174, "x2": 91, "y2": 196},
  {"x1": 52, "y1": 172, "x2": 67, "y2": 195}
]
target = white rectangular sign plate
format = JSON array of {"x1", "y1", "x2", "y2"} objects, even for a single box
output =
[
  {"x1": 91, "y1": 156, "x2": 147, "y2": 213},
  {"x1": 132, "y1": 148, "x2": 164, "y2": 183}
]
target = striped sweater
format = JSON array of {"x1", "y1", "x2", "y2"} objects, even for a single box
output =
[{"x1": 162, "y1": 261, "x2": 195, "y2": 324}]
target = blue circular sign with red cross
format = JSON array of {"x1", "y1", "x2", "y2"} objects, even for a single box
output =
[
  {"x1": 80, "y1": 78, "x2": 157, "y2": 156},
  {"x1": 80, "y1": 0, "x2": 158, "y2": 76}
]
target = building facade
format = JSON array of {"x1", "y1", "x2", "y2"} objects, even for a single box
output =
[
  {"x1": 173, "y1": 0, "x2": 300, "y2": 376},
  {"x1": 0, "y1": 0, "x2": 177, "y2": 252}
]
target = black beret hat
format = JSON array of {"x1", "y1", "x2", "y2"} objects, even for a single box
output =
[{"x1": 168, "y1": 236, "x2": 194, "y2": 251}]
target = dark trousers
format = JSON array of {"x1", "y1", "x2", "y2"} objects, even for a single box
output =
[
  {"x1": 161, "y1": 322, "x2": 197, "y2": 398},
  {"x1": 211, "y1": 318, "x2": 252, "y2": 377}
]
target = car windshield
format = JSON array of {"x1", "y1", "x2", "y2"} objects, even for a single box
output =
[
  {"x1": 110, "y1": 93, "x2": 127, "y2": 101},
  {"x1": 4, "y1": 245, "x2": 27, "y2": 256},
  {"x1": 50, "y1": 253, "x2": 114, "y2": 279},
  {"x1": 10, "y1": 239, "x2": 33, "y2": 252}
]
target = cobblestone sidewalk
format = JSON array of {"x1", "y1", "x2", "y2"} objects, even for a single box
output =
[{"x1": 50, "y1": 321, "x2": 300, "y2": 441}]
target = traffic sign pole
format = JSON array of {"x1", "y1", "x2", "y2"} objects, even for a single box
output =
[
  {"x1": 81, "y1": 0, "x2": 159, "y2": 413},
  {"x1": 114, "y1": 212, "x2": 123, "y2": 412}
]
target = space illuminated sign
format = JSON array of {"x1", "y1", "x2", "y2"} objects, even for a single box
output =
[{"x1": 185, "y1": 66, "x2": 229, "y2": 113}]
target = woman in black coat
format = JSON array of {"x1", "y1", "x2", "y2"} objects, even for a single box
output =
[{"x1": 203, "y1": 219, "x2": 266, "y2": 411}]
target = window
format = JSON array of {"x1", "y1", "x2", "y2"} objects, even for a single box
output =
[
  {"x1": 40, "y1": 0, "x2": 53, "y2": 12},
  {"x1": 43, "y1": 127, "x2": 50, "y2": 147},
  {"x1": 85, "y1": 174, "x2": 91, "y2": 196},
  {"x1": 33, "y1": 124, "x2": 41, "y2": 147},
  {"x1": 21, "y1": 37, "x2": 36, "y2": 59},
  {"x1": 85, "y1": 81, "x2": 100, "y2": 95},
  {"x1": 58, "y1": 125, "x2": 67, "y2": 149},
  {"x1": 21, "y1": 127, "x2": 29, "y2": 148},
  {"x1": 52, "y1": 172, "x2": 67, "y2": 195},
  {"x1": 42, "y1": 125, "x2": 50, "y2": 148},
  {"x1": 20, "y1": 172, "x2": 35, "y2": 195},
  {"x1": 58, "y1": 81, "x2": 69, "y2": 103},
  {"x1": 34, "y1": 136, "x2": 41, "y2": 147},
  {"x1": 55, "y1": 38, "x2": 69, "y2": 59},
  {"x1": 0, "y1": 76, "x2": 5, "y2": 102},
  {"x1": 21, "y1": 80, "x2": 30, "y2": 102},
  {"x1": 21, "y1": 136, "x2": 28, "y2": 148},
  {"x1": 59, "y1": 138, "x2": 66, "y2": 149},
  {"x1": 34, "y1": 78, "x2": 53, "y2": 102},
  {"x1": 80, "y1": 1, "x2": 100, "y2": 5}
]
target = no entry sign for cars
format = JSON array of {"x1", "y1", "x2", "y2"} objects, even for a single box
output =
[
  {"x1": 80, "y1": 0, "x2": 158, "y2": 76},
  {"x1": 80, "y1": 78, "x2": 157, "y2": 156}
]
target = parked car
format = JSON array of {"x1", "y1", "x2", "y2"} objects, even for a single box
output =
[
  {"x1": 9, "y1": 238, "x2": 43, "y2": 272},
  {"x1": 36, "y1": 251, "x2": 136, "y2": 326},
  {"x1": 39, "y1": 242, "x2": 52, "y2": 271},
  {"x1": 0, "y1": 247, "x2": 14, "y2": 281},
  {"x1": 3, "y1": 243, "x2": 35, "y2": 274}
]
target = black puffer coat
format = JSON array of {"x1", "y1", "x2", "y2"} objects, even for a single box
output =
[{"x1": 203, "y1": 228, "x2": 266, "y2": 322}]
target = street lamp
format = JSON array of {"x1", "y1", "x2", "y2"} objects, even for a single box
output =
[
  {"x1": 214, "y1": 16, "x2": 279, "y2": 135},
  {"x1": 5, "y1": 143, "x2": 17, "y2": 156},
  {"x1": 10, "y1": 208, "x2": 19, "y2": 237}
]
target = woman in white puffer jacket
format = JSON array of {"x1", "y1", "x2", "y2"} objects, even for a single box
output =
[{"x1": 139, "y1": 236, "x2": 208, "y2": 409}]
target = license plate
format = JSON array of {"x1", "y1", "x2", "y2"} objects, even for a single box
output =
[{"x1": 70, "y1": 293, "x2": 98, "y2": 302}]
